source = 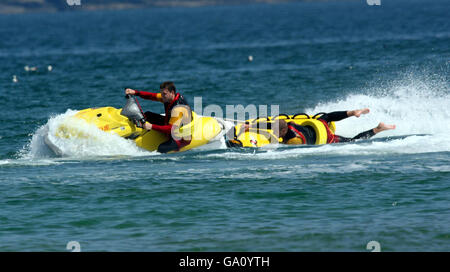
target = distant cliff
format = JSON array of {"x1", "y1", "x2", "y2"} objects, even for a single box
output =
[{"x1": 0, "y1": 0, "x2": 300, "y2": 14}]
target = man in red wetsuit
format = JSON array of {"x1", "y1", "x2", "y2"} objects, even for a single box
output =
[{"x1": 125, "y1": 81, "x2": 192, "y2": 153}]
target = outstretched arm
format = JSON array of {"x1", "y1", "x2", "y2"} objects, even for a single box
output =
[{"x1": 125, "y1": 88, "x2": 163, "y2": 103}]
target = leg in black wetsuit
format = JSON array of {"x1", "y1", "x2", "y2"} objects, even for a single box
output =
[
  {"x1": 157, "y1": 138, "x2": 179, "y2": 153},
  {"x1": 317, "y1": 111, "x2": 349, "y2": 123},
  {"x1": 144, "y1": 112, "x2": 179, "y2": 153},
  {"x1": 334, "y1": 129, "x2": 376, "y2": 143},
  {"x1": 317, "y1": 111, "x2": 375, "y2": 142},
  {"x1": 144, "y1": 111, "x2": 165, "y2": 125}
]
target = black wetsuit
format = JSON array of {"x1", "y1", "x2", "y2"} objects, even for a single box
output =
[
  {"x1": 284, "y1": 123, "x2": 317, "y2": 145},
  {"x1": 144, "y1": 94, "x2": 190, "y2": 125},
  {"x1": 284, "y1": 111, "x2": 376, "y2": 144},
  {"x1": 140, "y1": 93, "x2": 191, "y2": 153}
]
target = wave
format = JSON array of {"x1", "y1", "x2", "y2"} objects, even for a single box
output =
[
  {"x1": 19, "y1": 109, "x2": 154, "y2": 160},
  {"x1": 308, "y1": 72, "x2": 450, "y2": 146}
]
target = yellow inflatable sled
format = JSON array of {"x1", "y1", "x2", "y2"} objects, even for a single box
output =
[
  {"x1": 226, "y1": 113, "x2": 336, "y2": 148},
  {"x1": 49, "y1": 95, "x2": 223, "y2": 153}
]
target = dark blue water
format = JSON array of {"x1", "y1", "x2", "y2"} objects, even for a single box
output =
[{"x1": 1, "y1": 0, "x2": 449, "y2": 251}]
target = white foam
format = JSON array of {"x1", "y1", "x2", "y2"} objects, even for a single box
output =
[
  {"x1": 428, "y1": 165, "x2": 450, "y2": 172},
  {"x1": 20, "y1": 109, "x2": 155, "y2": 159},
  {"x1": 201, "y1": 74, "x2": 450, "y2": 159},
  {"x1": 308, "y1": 74, "x2": 450, "y2": 138},
  {"x1": 305, "y1": 74, "x2": 450, "y2": 153},
  {"x1": 202, "y1": 134, "x2": 445, "y2": 162},
  {"x1": 0, "y1": 158, "x2": 62, "y2": 167}
]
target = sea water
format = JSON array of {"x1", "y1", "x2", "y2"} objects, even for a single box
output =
[{"x1": 0, "y1": 0, "x2": 449, "y2": 251}]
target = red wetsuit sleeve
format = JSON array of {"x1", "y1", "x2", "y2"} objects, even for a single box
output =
[
  {"x1": 151, "y1": 124, "x2": 173, "y2": 135},
  {"x1": 135, "y1": 90, "x2": 163, "y2": 102}
]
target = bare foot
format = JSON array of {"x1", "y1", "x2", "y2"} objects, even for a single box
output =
[
  {"x1": 350, "y1": 108, "x2": 370, "y2": 118},
  {"x1": 373, "y1": 122, "x2": 396, "y2": 134}
]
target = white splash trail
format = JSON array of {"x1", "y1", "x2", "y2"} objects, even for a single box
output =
[
  {"x1": 202, "y1": 73, "x2": 450, "y2": 159},
  {"x1": 308, "y1": 75, "x2": 450, "y2": 138},
  {"x1": 19, "y1": 109, "x2": 154, "y2": 159}
]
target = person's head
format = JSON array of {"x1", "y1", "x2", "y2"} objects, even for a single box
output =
[
  {"x1": 159, "y1": 81, "x2": 177, "y2": 103},
  {"x1": 272, "y1": 119, "x2": 288, "y2": 138}
]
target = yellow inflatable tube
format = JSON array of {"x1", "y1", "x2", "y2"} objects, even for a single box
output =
[{"x1": 228, "y1": 113, "x2": 336, "y2": 148}]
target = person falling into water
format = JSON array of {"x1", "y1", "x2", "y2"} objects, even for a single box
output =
[{"x1": 242, "y1": 108, "x2": 396, "y2": 145}]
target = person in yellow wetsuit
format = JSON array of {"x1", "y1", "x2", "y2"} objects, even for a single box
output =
[{"x1": 125, "y1": 81, "x2": 192, "y2": 153}]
